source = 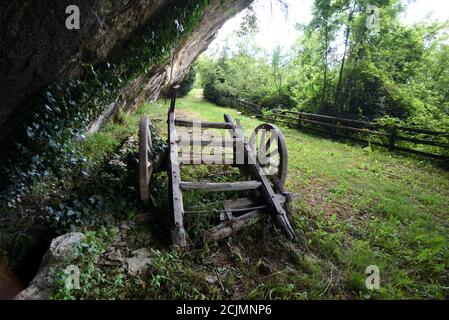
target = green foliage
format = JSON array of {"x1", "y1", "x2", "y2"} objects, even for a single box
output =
[
  {"x1": 236, "y1": 4, "x2": 259, "y2": 37},
  {"x1": 199, "y1": 0, "x2": 449, "y2": 133},
  {"x1": 53, "y1": 227, "x2": 149, "y2": 300},
  {"x1": 200, "y1": 46, "x2": 295, "y2": 110},
  {"x1": 145, "y1": 249, "x2": 208, "y2": 299},
  {"x1": 4, "y1": 101, "x2": 166, "y2": 239},
  {"x1": 177, "y1": 67, "x2": 197, "y2": 97},
  {"x1": 52, "y1": 228, "x2": 216, "y2": 300}
]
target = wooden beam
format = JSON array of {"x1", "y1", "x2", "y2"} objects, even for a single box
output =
[
  {"x1": 179, "y1": 181, "x2": 262, "y2": 192},
  {"x1": 396, "y1": 126, "x2": 448, "y2": 136},
  {"x1": 179, "y1": 154, "x2": 237, "y2": 166},
  {"x1": 278, "y1": 109, "x2": 449, "y2": 136},
  {"x1": 175, "y1": 119, "x2": 234, "y2": 129},
  {"x1": 281, "y1": 110, "x2": 379, "y2": 127},
  {"x1": 223, "y1": 114, "x2": 247, "y2": 175},
  {"x1": 395, "y1": 135, "x2": 449, "y2": 148},
  {"x1": 202, "y1": 210, "x2": 264, "y2": 243},
  {"x1": 394, "y1": 146, "x2": 449, "y2": 160},
  {"x1": 223, "y1": 195, "x2": 287, "y2": 210},
  {"x1": 168, "y1": 108, "x2": 187, "y2": 248},
  {"x1": 273, "y1": 113, "x2": 389, "y2": 136},
  {"x1": 177, "y1": 137, "x2": 244, "y2": 147}
]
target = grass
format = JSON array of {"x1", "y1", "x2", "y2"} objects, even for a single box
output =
[
  {"x1": 136, "y1": 89, "x2": 449, "y2": 299},
  {"x1": 47, "y1": 88, "x2": 449, "y2": 300}
]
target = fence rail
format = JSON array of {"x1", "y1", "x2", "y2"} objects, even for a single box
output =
[{"x1": 232, "y1": 99, "x2": 449, "y2": 160}]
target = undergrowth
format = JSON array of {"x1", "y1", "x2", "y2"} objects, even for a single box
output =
[{"x1": 6, "y1": 90, "x2": 449, "y2": 300}]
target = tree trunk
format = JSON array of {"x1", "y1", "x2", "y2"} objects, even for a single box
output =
[
  {"x1": 333, "y1": 1, "x2": 356, "y2": 115},
  {"x1": 322, "y1": 19, "x2": 329, "y2": 111}
]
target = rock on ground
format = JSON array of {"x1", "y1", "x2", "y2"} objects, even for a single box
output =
[
  {"x1": 14, "y1": 232, "x2": 85, "y2": 300},
  {"x1": 125, "y1": 248, "x2": 151, "y2": 277}
]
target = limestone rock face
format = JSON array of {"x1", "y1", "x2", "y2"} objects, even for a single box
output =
[
  {"x1": 14, "y1": 232, "x2": 85, "y2": 300},
  {"x1": 0, "y1": 0, "x2": 170, "y2": 144},
  {"x1": 87, "y1": 0, "x2": 254, "y2": 131},
  {"x1": 0, "y1": 0, "x2": 252, "y2": 146}
]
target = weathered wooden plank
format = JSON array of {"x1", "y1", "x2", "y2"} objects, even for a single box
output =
[
  {"x1": 175, "y1": 119, "x2": 234, "y2": 129},
  {"x1": 273, "y1": 113, "x2": 389, "y2": 136},
  {"x1": 394, "y1": 146, "x2": 449, "y2": 160},
  {"x1": 202, "y1": 210, "x2": 264, "y2": 242},
  {"x1": 223, "y1": 114, "x2": 246, "y2": 173},
  {"x1": 217, "y1": 194, "x2": 296, "y2": 221},
  {"x1": 395, "y1": 135, "x2": 449, "y2": 148},
  {"x1": 220, "y1": 201, "x2": 234, "y2": 221},
  {"x1": 179, "y1": 180, "x2": 262, "y2": 192},
  {"x1": 139, "y1": 116, "x2": 152, "y2": 204},
  {"x1": 168, "y1": 106, "x2": 187, "y2": 248},
  {"x1": 396, "y1": 126, "x2": 448, "y2": 136},
  {"x1": 177, "y1": 137, "x2": 244, "y2": 147},
  {"x1": 179, "y1": 154, "x2": 237, "y2": 166},
  {"x1": 223, "y1": 195, "x2": 287, "y2": 210}
]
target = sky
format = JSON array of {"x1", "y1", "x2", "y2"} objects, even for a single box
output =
[{"x1": 206, "y1": 0, "x2": 449, "y2": 56}]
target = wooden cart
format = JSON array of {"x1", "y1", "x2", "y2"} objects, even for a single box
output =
[{"x1": 139, "y1": 87, "x2": 297, "y2": 247}]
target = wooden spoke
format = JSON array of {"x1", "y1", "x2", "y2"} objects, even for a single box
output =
[
  {"x1": 249, "y1": 123, "x2": 288, "y2": 190},
  {"x1": 259, "y1": 129, "x2": 267, "y2": 153},
  {"x1": 265, "y1": 137, "x2": 272, "y2": 153},
  {"x1": 266, "y1": 149, "x2": 279, "y2": 159}
]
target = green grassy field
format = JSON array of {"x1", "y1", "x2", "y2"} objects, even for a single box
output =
[
  {"x1": 48, "y1": 89, "x2": 449, "y2": 300},
  {"x1": 137, "y1": 89, "x2": 449, "y2": 299}
]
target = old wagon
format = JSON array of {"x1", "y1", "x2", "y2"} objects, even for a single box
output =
[{"x1": 138, "y1": 87, "x2": 297, "y2": 247}]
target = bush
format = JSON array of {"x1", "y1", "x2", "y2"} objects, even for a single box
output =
[{"x1": 177, "y1": 67, "x2": 196, "y2": 97}]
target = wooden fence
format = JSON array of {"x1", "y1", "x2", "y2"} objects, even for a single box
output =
[{"x1": 232, "y1": 99, "x2": 449, "y2": 160}]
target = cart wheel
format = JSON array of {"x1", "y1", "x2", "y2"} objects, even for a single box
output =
[
  {"x1": 249, "y1": 123, "x2": 288, "y2": 191},
  {"x1": 139, "y1": 116, "x2": 154, "y2": 204}
]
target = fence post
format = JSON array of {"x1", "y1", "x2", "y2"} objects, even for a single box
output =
[
  {"x1": 332, "y1": 118, "x2": 337, "y2": 136},
  {"x1": 336, "y1": 120, "x2": 341, "y2": 137},
  {"x1": 298, "y1": 113, "x2": 303, "y2": 129},
  {"x1": 170, "y1": 85, "x2": 180, "y2": 112},
  {"x1": 389, "y1": 126, "x2": 397, "y2": 151}
]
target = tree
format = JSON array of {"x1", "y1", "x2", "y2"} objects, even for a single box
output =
[
  {"x1": 199, "y1": 0, "x2": 449, "y2": 130},
  {"x1": 271, "y1": 46, "x2": 285, "y2": 100}
]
